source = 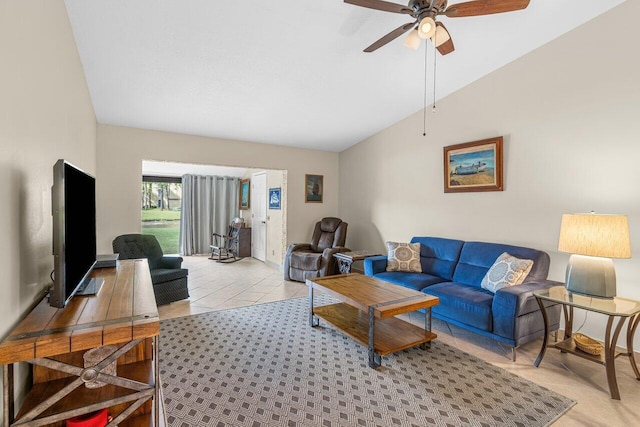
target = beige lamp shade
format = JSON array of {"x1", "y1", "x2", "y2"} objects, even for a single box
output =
[
  {"x1": 404, "y1": 29, "x2": 421, "y2": 50},
  {"x1": 558, "y1": 213, "x2": 631, "y2": 259},
  {"x1": 417, "y1": 16, "x2": 436, "y2": 39},
  {"x1": 432, "y1": 25, "x2": 451, "y2": 48}
]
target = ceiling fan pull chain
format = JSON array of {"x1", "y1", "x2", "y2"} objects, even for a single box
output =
[
  {"x1": 433, "y1": 36, "x2": 437, "y2": 113},
  {"x1": 423, "y1": 41, "x2": 428, "y2": 137}
]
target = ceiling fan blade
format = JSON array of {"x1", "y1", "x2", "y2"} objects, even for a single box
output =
[
  {"x1": 344, "y1": 0, "x2": 413, "y2": 15},
  {"x1": 434, "y1": 22, "x2": 455, "y2": 55},
  {"x1": 444, "y1": 0, "x2": 530, "y2": 18},
  {"x1": 364, "y1": 22, "x2": 416, "y2": 52},
  {"x1": 437, "y1": 38, "x2": 455, "y2": 55}
]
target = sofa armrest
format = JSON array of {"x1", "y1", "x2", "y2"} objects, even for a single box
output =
[
  {"x1": 364, "y1": 255, "x2": 388, "y2": 276},
  {"x1": 492, "y1": 280, "x2": 563, "y2": 342},
  {"x1": 492, "y1": 280, "x2": 563, "y2": 318},
  {"x1": 157, "y1": 256, "x2": 183, "y2": 269}
]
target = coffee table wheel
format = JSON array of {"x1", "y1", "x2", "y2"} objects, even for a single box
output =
[
  {"x1": 310, "y1": 314, "x2": 320, "y2": 327},
  {"x1": 368, "y1": 352, "x2": 382, "y2": 368},
  {"x1": 420, "y1": 341, "x2": 431, "y2": 350}
]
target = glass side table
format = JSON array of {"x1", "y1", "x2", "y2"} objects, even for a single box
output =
[{"x1": 534, "y1": 286, "x2": 640, "y2": 399}]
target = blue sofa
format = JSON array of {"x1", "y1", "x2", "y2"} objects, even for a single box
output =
[{"x1": 364, "y1": 237, "x2": 561, "y2": 360}]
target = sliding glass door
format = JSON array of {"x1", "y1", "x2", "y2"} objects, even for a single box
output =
[{"x1": 141, "y1": 176, "x2": 182, "y2": 254}]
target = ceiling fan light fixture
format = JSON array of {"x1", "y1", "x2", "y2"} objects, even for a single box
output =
[
  {"x1": 404, "y1": 29, "x2": 421, "y2": 50},
  {"x1": 417, "y1": 16, "x2": 436, "y2": 39},
  {"x1": 432, "y1": 25, "x2": 451, "y2": 47}
]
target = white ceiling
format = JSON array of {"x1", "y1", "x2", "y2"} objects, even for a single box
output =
[{"x1": 65, "y1": 0, "x2": 626, "y2": 152}]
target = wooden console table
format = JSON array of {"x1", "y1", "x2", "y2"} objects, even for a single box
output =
[{"x1": 0, "y1": 259, "x2": 162, "y2": 426}]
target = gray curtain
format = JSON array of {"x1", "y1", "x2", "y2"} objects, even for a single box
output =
[{"x1": 180, "y1": 174, "x2": 240, "y2": 255}]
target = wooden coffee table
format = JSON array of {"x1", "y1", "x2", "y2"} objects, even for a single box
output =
[{"x1": 307, "y1": 274, "x2": 439, "y2": 368}]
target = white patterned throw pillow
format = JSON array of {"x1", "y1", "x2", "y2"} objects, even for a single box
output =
[
  {"x1": 386, "y1": 242, "x2": 422, "y2": 273},
  {"x1": 481, "y1": 252, "x2": 534, "y2": 293}
]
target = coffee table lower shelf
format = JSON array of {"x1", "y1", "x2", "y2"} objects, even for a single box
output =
[{"x1": 313, "y1": 303, "x2": 437, "y2": 356}]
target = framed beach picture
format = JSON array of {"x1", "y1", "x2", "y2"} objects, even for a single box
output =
[
  {"x1": 239, "y1": 179, "x2": 250, "y2": 210},
  {"x1": 444, "y1": 136, "x2": 504, "y2": 193},
  {"x1": 269, "y1": 187, "x2": 281, "y2": 210},
  {"x1": 305, "y1": 174, "x2": 323, "y2": 203}
]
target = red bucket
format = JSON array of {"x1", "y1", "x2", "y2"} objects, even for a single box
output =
[{"x1": 66, "y1": 409, "x2": 108, "y2": 427}]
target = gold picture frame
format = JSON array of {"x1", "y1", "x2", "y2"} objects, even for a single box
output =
[
  {"x1": 444, "y1": 136, "x2": 504, "y2": 193},
  {"x1": 239, "y1": 179, "x2": 250, "y2": 210}
]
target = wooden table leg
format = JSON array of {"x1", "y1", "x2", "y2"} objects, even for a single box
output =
[
  {"x1": 604, "y1": 315, "x2": 626, "y2": 400},
  {"x1": 627, "y1": 314, "x2": 640, "y2": 380},
  {"x1": 534, "y1": 297, "x2": 549, "y2": 367},
  {"x1": 154, "y1": 335, "x2": 160, "y2": 427},
  {"x1": 3, "y1": 364, "x2": 14, "y2": 426}
]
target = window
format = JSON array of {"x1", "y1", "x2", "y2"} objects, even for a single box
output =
[{"x1": 141, "y1": 176, "x2": 181, "y2": 254}]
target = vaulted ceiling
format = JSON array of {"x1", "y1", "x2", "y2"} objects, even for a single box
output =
[{"x1": 65, "y1": 0, "x2": 626, "y2": 152}]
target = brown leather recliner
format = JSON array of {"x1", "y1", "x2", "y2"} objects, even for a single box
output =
[{"x1": 284, "y1": 217, "x2": 349, "y2": 282}]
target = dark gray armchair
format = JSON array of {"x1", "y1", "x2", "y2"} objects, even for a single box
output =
[
  {"x1": 284, "y1": 217, "x2": 349, "y2": 282},
  {"x1": 112, "y1": 234, "x2": 189, "y2": 305}
]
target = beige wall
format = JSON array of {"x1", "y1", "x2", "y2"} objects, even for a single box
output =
[
  {"x1": 0, "y1": 0, "x2": 97, "y2": 408},
  {"x1": 96, "y1": 125, "x2": 339, "y2": 258},
  {"x1": 339, "y1": 1, "x2": 640, "y2": 344}
]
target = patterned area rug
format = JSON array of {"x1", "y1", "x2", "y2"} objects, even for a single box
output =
[{"x1": 160, "y1": 297, "x2": 574, "y2": 426}]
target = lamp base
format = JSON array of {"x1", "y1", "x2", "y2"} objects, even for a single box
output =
[{"x1": 565, "y1": 254, "x2": 616, "y2": 298}]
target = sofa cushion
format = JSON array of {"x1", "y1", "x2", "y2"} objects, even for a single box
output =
[
  {"x1": 481, "y1": 252, "x2": 534, "y2": 293},
  {"x1": 410, "y1": 237, "x2": 464, "y2": 280},
  {"x1": 386, "y1": 242, "x2": 422, "y2": 272},
  {"x1": 453, "y1": 242, "x2": 550, "y2": 288},
  {"x1": 289, "y1": 251, "x2": 322, "y2": 270},
  {"x1": 374, "y1": 271, "x2": 446, "y2": 291},
  {"x1": 425, "y1": 282, "x2": 494, "y2": 331}
]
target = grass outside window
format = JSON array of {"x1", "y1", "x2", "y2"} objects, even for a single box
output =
[{"x1": 142, "y1": 208, "x2": 181, "y2": 254}]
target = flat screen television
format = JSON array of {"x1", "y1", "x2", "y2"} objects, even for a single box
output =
[{"x1": 50, "y1": 159, "x2": 103, "y2": 308}]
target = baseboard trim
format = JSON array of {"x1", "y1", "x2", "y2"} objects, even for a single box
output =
[{"x1": 266, "y1": 259, "x2": 283, "y2": 272}]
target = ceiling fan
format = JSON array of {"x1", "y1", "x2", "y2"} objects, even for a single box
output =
[{"x1": 345, "y1": 0, "x2": 530, "y2": 55}]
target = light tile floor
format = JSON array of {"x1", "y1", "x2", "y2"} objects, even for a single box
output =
[{"x1": 160, "y1": 255, "x2": 640, "y2": 426}]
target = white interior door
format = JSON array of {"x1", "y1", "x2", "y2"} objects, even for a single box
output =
[{"x1": 251, "y1": 172, "x2": 267, "y2": 262}]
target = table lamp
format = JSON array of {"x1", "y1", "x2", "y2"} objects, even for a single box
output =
[{"x1": 558, "y1": 213, "x2": 631, "y2": 298}]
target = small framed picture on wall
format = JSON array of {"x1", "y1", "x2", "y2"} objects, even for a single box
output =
[
  {"x1": 444, "y1": 136, "x2": 504, "y2": 193},
  {"x1": 239, "y1": 179, "x2": 250, "y2": 210},
  {"x1": 305, "y1": 174, "x2": 323, "y2": 203},
  {"x1": 269, "y1": 187, "x2": 281, "y2": 210}
]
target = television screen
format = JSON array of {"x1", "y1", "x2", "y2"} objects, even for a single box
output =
[{"x1": 50, "y1": 160, "x2": 99, "y2": 308}]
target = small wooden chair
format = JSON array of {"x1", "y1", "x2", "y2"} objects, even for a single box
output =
[{"x1": 210, "y1": 217, "x2": 244, "y2": 262}]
